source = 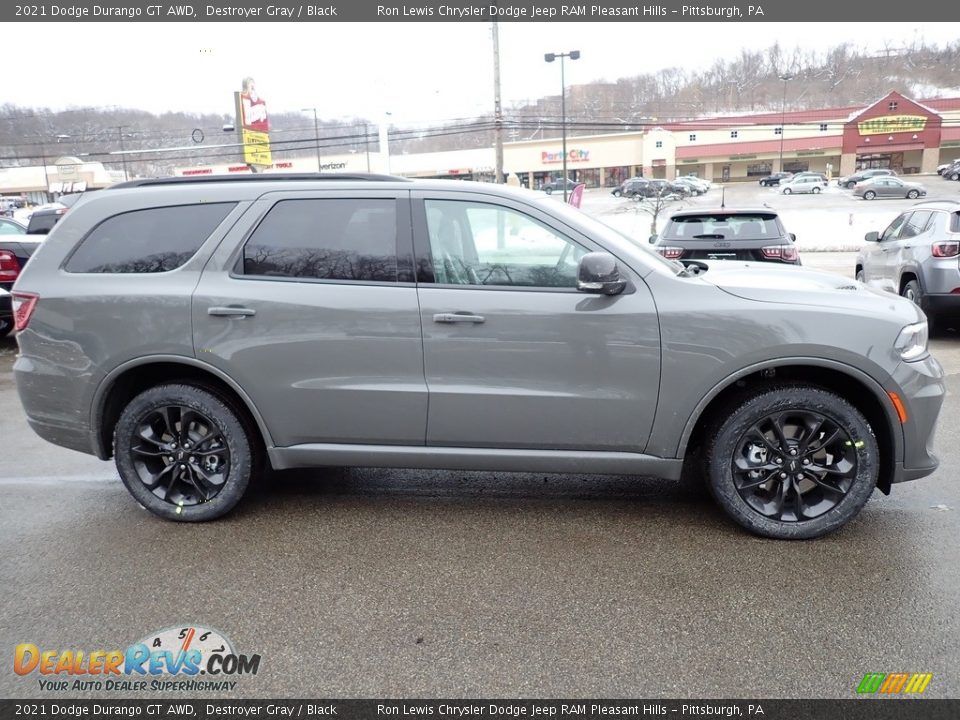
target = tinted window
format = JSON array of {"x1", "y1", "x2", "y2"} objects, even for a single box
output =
[
  {"x1": 424, "y1": 200, "x2": 587, "y2": 288},
  {"x1": 66, "y1": 203, "x2": 235, "y2": 273},
  {"x1": 243, "y1": 199, "x2": 398, "y2": 282},
  {"x1": 881, "y1": 214, "x2": 910, "y2": 242},
  {"x1": 663, "y1": 214, "x2": 783, "y2": 241}
]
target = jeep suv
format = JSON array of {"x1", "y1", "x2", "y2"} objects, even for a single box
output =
[
  {"x1": 856, "y1": 200, "x2": 960, "y2": 330},
  {"x1": 11, "y1": 174, "x2": 944, "y2": 539},
  {"x1": 651, "y1": 208, "x2": 802, "y2": 264}
]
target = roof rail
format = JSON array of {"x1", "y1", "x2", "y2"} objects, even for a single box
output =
[
  {"x1": 912, "y1": 198, "x2": 960, "y2": 206},
  {"x1": 110, "y1": 173, "x2": 410, "y2": 189}
]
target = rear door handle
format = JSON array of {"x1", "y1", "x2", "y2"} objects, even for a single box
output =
[
  {"x1": 208, "y1": 306, "x2": 256, "y2": 318},
  {"x1": 433, "y1": 312, "x2": 485, "y2": 324}
]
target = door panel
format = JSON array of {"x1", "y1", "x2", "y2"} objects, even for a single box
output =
[
  {"x1": 192, "y1": 191, "x2": 427, "y2": 448},
  {"x1": 412, "y1": 191, "x2": 661, "y2": 452}
]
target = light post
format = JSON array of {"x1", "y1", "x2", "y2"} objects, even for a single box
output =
[
  {"x1": 544, "y1": 50, "x2": 580, "y2": 202},
  {"x1": 302, "y1": 107, "x2": 322, "y2": 173},
  {"x1": 778, "y1": 74, "x2": 793, "y2": 173},
  {"x1": 116, "y1": 126, "x2": 130, "y2": 181}
]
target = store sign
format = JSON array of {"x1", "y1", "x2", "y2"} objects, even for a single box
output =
[
  {"x1": 797, "y1": 150, "x2": 826, "y2": 157},
  {"x1": 857, "y1": 115, "x2": 927, "y2": 136},
  {"x1": 234, "y1": 76, "x2": 273, "y2": 167},
  {"x1": 730, "y1": 154, "x2": 757, "y2": 160},
  {"x1": 541, "y1": 149, "x2": 590, "y2": 164}
]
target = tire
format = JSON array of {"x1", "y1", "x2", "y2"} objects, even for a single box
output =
[
  {"x1": 846, "y1": 181, "x2": 856, "y2": 189},
  {"x1": 812, "y1": 186, "x2": 821, "y2": 194},
  {"x1": 906, "y1": 190, "x2": 919, "y2": 199},
  {"x1": 782, "y1": 188, "x2": 792, "y2": 195},
  {"x1": 114, "y1": 383, "x2": 255, "y2": 522},
  {"x1": 544, "y1": 187, "x2": 553, "y2": 195},
  {"x1": 705, "y1": 385, "x2": 878, "y2": 539},
  {"x1": 863, "y1": 190, "x2": 876, "y2": 200},
  {"x1": 950, "y1": 173, "x2": 959, "y2": 181},
  {"x1": 611, "y1": 189, "x2": 622, "y2": 197},
  {"x1": 855, "y1": 269, "x2": 865, "y2": 284}
]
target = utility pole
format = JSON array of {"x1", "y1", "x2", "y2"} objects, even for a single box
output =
[
  {"x1": 364, "y1": 123, "x2": 371, "y2": 172},
  {"x1": 302, "y1": 108, "x2": 322, "y2": 172},
  {"x1": 778, "y1": 74, "x2": 793, "y2": 173},
  {"x1": 492, "y1": 22, "x2": 504, "y2": 184},
  {"x1": 117, "y1": 126, "x2": 129, "y2": 181}
]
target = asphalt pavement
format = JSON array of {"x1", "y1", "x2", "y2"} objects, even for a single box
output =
[{"x1": 1, "y1": 255, "x2": 959, "y2": 699}]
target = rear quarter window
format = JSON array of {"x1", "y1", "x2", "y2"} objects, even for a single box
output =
[{"x1": 64, "y1": 203, "x2": 236, "y2": 273}]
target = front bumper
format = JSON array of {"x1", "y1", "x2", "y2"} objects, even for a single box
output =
[{"x1": 889, "y1": 352, "x2": 945, "y2": 483}]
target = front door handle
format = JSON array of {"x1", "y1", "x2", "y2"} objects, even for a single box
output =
[
  {"x1": 433, "y1": 312, "x2": 485, "y2": 324},
  {"x1": 208, "y1": 306, "x2": 256, "y2": 318}
]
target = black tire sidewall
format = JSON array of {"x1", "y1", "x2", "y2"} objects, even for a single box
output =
[
  {"x1": 114, "y1": 384, "x2": 252, "y2": 522},
  {"x1": 707, "y1": 386, "x2": 879, "y2": 540}
]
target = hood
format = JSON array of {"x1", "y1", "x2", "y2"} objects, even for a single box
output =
[{"x1": 699, "y1": 261, "x2": 922, "y2": 321}]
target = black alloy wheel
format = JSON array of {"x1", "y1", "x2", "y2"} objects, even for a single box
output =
[
  {"x1": 115, "y1": 384, "x2": 255, "y2": 521},
  {"x1": 707, "y1": 385, "x2": 878, "y2": 539},
  {"x1": 131, "y1": 405, "x2": 230, "y2": 506},
  {"x1": 730, "y1": 410, "x2": 857, "y2": 523}
]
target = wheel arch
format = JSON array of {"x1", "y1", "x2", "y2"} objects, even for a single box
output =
[
  {"x1": 679, "y1": 360, "x2": 902, "y2": 495},
  {"x1": 90, "y1": 356, "x2": 275, "y2": 461},
  {"x1": 898, "y1": 269, "x2": 922, "y2": 295}
]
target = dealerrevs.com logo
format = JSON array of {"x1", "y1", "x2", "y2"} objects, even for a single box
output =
[{"x1": 14, "y1": 625, "x2": 261, "y2": 692}]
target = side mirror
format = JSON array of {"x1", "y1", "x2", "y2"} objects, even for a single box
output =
[
  {"x1": 649, "y1": 234, "x2": 658, "y2": 244},
  {"x1": 865, "y1": 231, "x2": 880, "y2": 243},
  {"x1": 789, "y1": 233, "x2": 796, "y2": 242},
  {"x1": 577, "y1": 252, "x2": 627, "y2": 296}
]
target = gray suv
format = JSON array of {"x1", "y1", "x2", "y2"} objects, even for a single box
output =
[
  {"x1": 856, "y1": 200, "x2": 960, "y2": 330},
  {"x1": 11, "y1": 175, "x2": 944, "y2": 539}
]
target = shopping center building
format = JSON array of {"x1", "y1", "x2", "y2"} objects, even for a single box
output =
[{"x1": 3, "y1": 91, "x2": 960, "y2": 202}]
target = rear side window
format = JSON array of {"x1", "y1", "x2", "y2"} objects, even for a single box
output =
[
  {"x1": 242, "y1": 199, "x2": 398, "y2": 282},
  {"x1": 65, "y1": 203, "x2": 235, "y2": 273}
]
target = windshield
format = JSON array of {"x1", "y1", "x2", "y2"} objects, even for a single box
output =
[{"x1": 662, "y1": 213, "x2": 783, "y2": 241}]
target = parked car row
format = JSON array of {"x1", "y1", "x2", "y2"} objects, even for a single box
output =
[
  {"x1": 612, "y1": 175, "x2": 710, "y2": 199},
  {"x1": 937, "y1": 159, "x2": 960, "y2": 181}
]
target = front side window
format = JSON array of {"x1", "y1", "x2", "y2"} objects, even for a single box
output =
[
  {"x1": 901, "y1": 211, "x2": 932, "y2": 239},
  {"x1": 65, "y1": 203, "x2": 235, "y2": 273},
  {"x1": 423, "y1": 200, "x2": 587, "y2": 289},
  {"x1": 242, "y1": 199, "x2": 398, "y2": 282},
  {"x1": 881, "y1": 214, "x2": 911, "y2": 242}
]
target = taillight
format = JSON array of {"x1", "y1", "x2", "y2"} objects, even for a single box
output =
[
  {"x1": 12, "y1": 292, "x2": 38, "y2": 332},
  {"x1": 658, "y1": 246, "x2": 684, "y2": 259},
  {"x1": 931, "y1": 242, "x2": 960, "y2": 258},
  {"x1": 761, "y1": 245, "x2": 800, "y2": 262},
  {"x1": 0, "y1": 249, "x2": 20, "y2": 281}
]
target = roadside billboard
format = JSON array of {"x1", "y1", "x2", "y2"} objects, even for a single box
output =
[{"x1": 234, "y1": 77, "x2": 272, "y2": 167}]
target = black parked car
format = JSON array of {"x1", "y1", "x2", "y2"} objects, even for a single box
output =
[
  {"x1": 613, "y1": 178, "x2": 653, "y2": 198},
  {"x1": 837, "y1": 168, "x2": 895, "y2": 189},
  {"x1": 651, "y1": 208, "x2": 801, "y2": 265},
  {"x1": 758, "y1": 172, "x2": 793, "y2": 187}
]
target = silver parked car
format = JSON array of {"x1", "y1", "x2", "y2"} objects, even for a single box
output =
[
  {"x1": 780, "y1": 176, "x2": 827, "y2": 195},
  {"x1": 11, "y1": 174, "x2": 943, "y2": 539},
  {"x1": 853, "y1": 176, "x2": 926, "y2": 200},
  {"x1": 856, "y1": 200, "x2": 960, "y2": 331}
]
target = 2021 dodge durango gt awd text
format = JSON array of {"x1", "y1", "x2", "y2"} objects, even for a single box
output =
[{"x1": 10, "y1": 175, "x2": 944, "y2": 539}]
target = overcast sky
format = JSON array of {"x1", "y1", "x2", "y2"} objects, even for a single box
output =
[{"x1": 5, "y1": 22, "x2": 959, "y2": 125}]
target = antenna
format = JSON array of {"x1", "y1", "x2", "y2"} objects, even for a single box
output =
[{"x1": 721, "y1": 186, "x2": 726, "y2": 209}]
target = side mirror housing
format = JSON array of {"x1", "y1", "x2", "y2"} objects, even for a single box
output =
[
  {"x1": 789, "y1": 233, "x2": 797, "y2": 242},
  {"x1": 577, "y1": 252, "x2": 627, "y2": 296},
  {"x1": 865, "y1": 231, "x2": 880, "y2": 243},
  {"x1": 648, "y1": 234, "x2": 658, "y2": 244}
]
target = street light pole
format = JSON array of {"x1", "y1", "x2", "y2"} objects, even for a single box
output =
[
  {"x1": 302, "y1": 108, "x2": 322, "y2": 173},
  {"x1": 545, "y1": 50, "x2": 580, "y2": 202},
  {"x1": 778, "y1": 74, "x2": 793, "y2": 173}
]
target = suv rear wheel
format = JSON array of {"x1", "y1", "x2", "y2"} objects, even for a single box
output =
[
  {"x1": 114, "y1": 384, "x2": 255, "y2": 521},
  {"x1": 706, "y1": 385, "x2": 878, "y2": 539}
]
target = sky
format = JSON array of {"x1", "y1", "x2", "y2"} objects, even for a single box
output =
[{"x1": 4, "y1": 22, "x2": 959, "y2": 126}]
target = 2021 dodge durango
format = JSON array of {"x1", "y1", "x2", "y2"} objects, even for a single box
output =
[{"x1": 11, "y1": 174, "x2": 944, "y2": 539}]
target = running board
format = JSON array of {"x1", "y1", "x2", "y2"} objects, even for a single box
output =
[{"x1": 268, "y1": 444, "x2": 683, "y2": 479}]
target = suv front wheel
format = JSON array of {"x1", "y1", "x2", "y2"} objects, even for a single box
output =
[
  {"x1": 114, "y1": 384, "x2": 255, "y2": 521},
  {"x1": 706, "y1": 385, "x2": 878, "y2": 539}
]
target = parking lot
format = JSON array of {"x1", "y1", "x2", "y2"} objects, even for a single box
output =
[{"x1": 1, "y1": 183, "x2": 959, "y2": 699}]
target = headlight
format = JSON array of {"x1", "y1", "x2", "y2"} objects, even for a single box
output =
[{"x1": 895, "y1": 321, "x2": 928, "y2": 361}]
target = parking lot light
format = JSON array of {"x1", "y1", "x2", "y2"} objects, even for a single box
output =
[{"x1": 545, "y1": 50, "x2": 580, "y2": 202}]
